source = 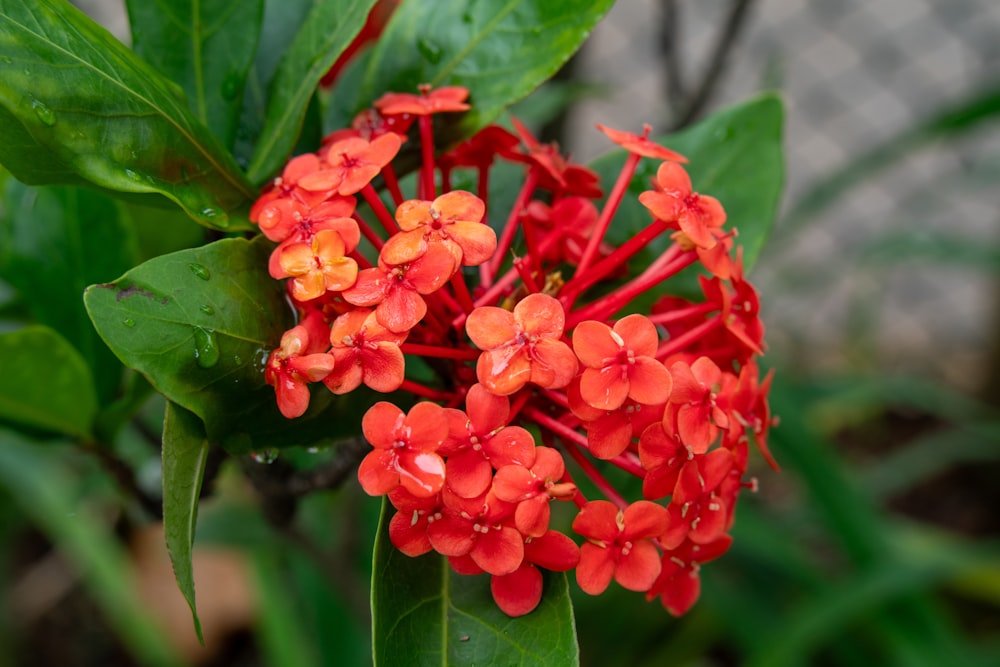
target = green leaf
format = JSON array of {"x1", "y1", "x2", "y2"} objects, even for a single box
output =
[
  {"x1": 83, "y1": 235, "x2": 356, "y2": 452},
  {"x1": 161, "y1": 401, "x2": 209, "y2": 643},
  {"x1": 0, "y1": 0, "x2": 254, "y2": 228},
  {"x1": 371, "y1": 498, "x2": 579, "y2": 666},
  {"x1": 330, "y1": 0, "x2": 616, "y2": 144},
  {"x1": 0, "y1": 325, "x2": 98, "y2": 438},
  {"x1": 593, "y1": 93, "x2": 785, "y2": 276},
  {"x1": 246, "y1": 0, "x2": 378, "y2": 184},
  {"x1": 0, "y1": 430, "x2": 181, "y2": 667},
  {"x1": 0, "y1": 181, "x2": 136, "y2": 401},
  {"x1": 125, "y1": 0, "x2": 264, "y2": 150},
  {"x1": 233, "y1": 0, "x2": 313, "y2": 167}
]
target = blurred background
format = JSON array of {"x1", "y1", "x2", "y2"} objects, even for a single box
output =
[{"x1": 2, "y1": 0, "x2": 999, "y2": 665}]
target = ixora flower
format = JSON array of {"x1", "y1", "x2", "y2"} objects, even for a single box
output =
[{"x1": 252, "y1": 84, "x2": 776, "y2": 617}]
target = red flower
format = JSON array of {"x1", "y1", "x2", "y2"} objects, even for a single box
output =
[
  {"x1": 660, "y1": 448, "x2": 735, "y2": 549},
  {"x1": 466, "y1": 293, "x2": 578, "y2": 395},
  {"x1": 264, "y1": 313, "x2": 336, "y2": 418},
  {"x1": 572, "y1": 314, "x2": 673, "y2": 411},
  {"x1": 667, "y1": 357, "x2": 730, "y2": 453},
  {"x1": 375, "y1": 84, "x2": 470, "y2": 116},
  {"x1": 648, "y1": 535, "x2": 732, "y2": 616},
  {"x1": 439, "y1": 384, "x2": 536, "y2": 498},
  {"x1": 426, "y1": 489, "x2": 523, "y2": 576},
  {"x1": 358, "y1": 402, "x2": 448, "y2": 497},
  {"x1": 573, "y1": 500, "x2": 669, "y2": 595},
  {"x1": 638, "y1": 161, "x2": 726, "y2": 250},
  {"x1": 490, "y1": 530, "x2": 580, "y2": 617},
  {"x1": 386, "y1": 486, "x2": 443, "y2": 557},
  {"x1": 323, "y1": 308, "x2": 406, "y2": 394},
  {"x1": 381, "y1": 190, "x2": 496, "y2": 267},
  {"x1": 299, "y1": 133, "x2": 402, "y2": 195},
  {"x1": 596, "y1": 123, "x2": 688, "y2": 163},
  {"x1": 568, "y1": 378, "x2": 665, "y2": 460},
  {"x1": 492, "y1": 446, "x2": 576, "y2": 537},
  {"x1": 637, "y1": 422, "x2": 692, "y2": 500},
  {"x1": 342, "y1": 242, "x2": 457, "y2": 332}
]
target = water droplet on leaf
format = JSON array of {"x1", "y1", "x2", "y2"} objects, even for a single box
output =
[
  {"x1": 199, "y1": 304, "x2": 214, "y2": 315},
  {"x1": 192, "y1": 327, "x2": 220, "y2": 368},
  {"x1": 199, "y1": 206, "x2": 229, "y2": 228},
  {"x1": 31, "y1": 99, "x2": 55, "y2": 126},
  {"x1": 188, "y1": 263, "x2": 210, "y2": 280},
  {"x1": 122, "y1": 318, "x2": 136, "y2": 327}
]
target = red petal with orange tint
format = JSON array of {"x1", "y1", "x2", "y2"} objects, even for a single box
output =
[
  {"x1": 576, "y1": 543, "x2": 615, "y2": 595},
  {"x1": 614, "y1": 540, "x2": 662, "y2": 592},
  {"x1": 490, "y1": 564, "x2": 542, "y2": 617}
]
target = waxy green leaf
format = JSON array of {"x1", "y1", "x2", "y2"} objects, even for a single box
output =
[
  {"x1": 162, "y1": 400, "x2": 209, "y2": 643},
  {"x1": 0, "y1": 325, "x2": 98, "y2": 438},
  {"x1": 0, "y1": 181, "x2": 136, "y2": 401},
  {"x1": 0, "y1": 0, "x2": 254, "y2": 228},
  {"x1": 371, "y1": 499, "x2": 579, "y2": 666},
  {"x1": 331, "y1": 0, "x2": 615, "y2": 144},
  {"x1": 246, "y1": 0, "x2": 378, "y2": 184},
  {"x1": 125, "y1": 0, "x2": 264, "y2": 149},
  {"x1": 83, "y1": 236, "x2": 358, "y2": 452},
  {"x1": 594, "y1": 94, "x2": 785, "y2": 276}
]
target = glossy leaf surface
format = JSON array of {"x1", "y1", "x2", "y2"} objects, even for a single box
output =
[
  {"x1": 0, "y1": 0, "x2": 254, "y2": 228},
  {"x1": 125, "y1": 0, "x2": 264, "y2": 149}
]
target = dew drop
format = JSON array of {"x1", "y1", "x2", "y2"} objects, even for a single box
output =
[
  {"x1": 122, "y1": 318, "x2": 136, "y2": 328},
  {"x1": 199, "y1": 206, "x2": 229, "y2": 228},
  {"x1": 192, "y1": 327, "x2": 220, "y2": 368},
  {"x1": 199, "y1": 304, "x2": 214, "y2": 315},
  {"x1": 125, "y1": 168, "x2": 145, "y2": 183},
  {"x1": 233, "y1": 354, "x2": 243, "y2": 365},
  {"x1": 31, "y1": 99, "x2": 55, "y2": 126},
  {"x1": 250, "y1": 448, "x2": 279, "y2": 464},
  {"x1": 306, "y1": 446, "x2": 321, "y2": 454},
  {"x1": 188, "y1": 263, "x2": 210, "y2": 280},
  {"x1": 417, "y1": 38, "x2": 443, "y2": 64}
]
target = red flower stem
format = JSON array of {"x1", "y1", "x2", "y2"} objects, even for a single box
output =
[
  {"x1": 567, "y1": 251, "x2": 698, "y2": 327},
  {"x1": 608, "y1": 451, "x2": 645, "y2": 477},
  {"x1": 523, "y1": 407, "x2": 628, "y2": 508},
  {"x1": 486, "y1": 169, "x2": 538, "y2": 284},
  {"x1": 349, "y1": 249, "x2": 373, "y2": 269},
  {"x1": 477, "y1": 167, "x2": 491, "y2": 213},
  {"x1": 508, "y1": 388, "x2": 531, "y2": 422},
  {"x1": 399, "y1": 378, "x2": 454, "y2": 401},
  {"x1": 541, "y1": 389, "x2": 570, "y2": 410},
  {"x1": 360, "y1": 184, "x2": 398, "y2": 237},
  {"x1": 560, "y1": 469, "x2": 590, "y2": 509},
  {"x1": 441, "y1": 167, "x2": 453, "y2": 193},
  {"x1": 514, "y1": 257, "x2": 541, "y2": 293},
  {"x1": 576, "y1": 152, "x2": 642, "y2": 275},
  {"x1": 655, "y1": 315, "x2": 724, "y2": 359},
  {"x1": 418, "y1": 115, "x2": 436, "y2": 200},
  {"x1": 429, "y1": 281, "x2": 465, "y2": 318},
  {"x1": 400, "y1": 342, "x2": 480, "y2": 360},
  {"x1": 353, "y1": 212, "x2": 384, "y2": 251},
  {"x1": 449, "y1": 272, "x2": 476, "y2": 313},
  {"x1": 647, "y1": 301, "x2": 717, "y2": 325},
  {"x1": 382, "y1": 164, "x2": 405, "y2": 207},
  {"x1": 561, "y1": 219, "x2": 671, "y2": 307}
]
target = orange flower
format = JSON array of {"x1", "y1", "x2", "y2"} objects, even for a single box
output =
[
  {"x1": 573, "y1": 500, "x2": 669, "y2": 595},
  {"x1": 572, "y1": 314, "x2": 673, "y2": 411},
  {"x1": 323, "y1": 308, "x2": 406, "y2": 394},
  {"x1": 264, "y1": 313, "x2": 335, "y2": 418},
  {"x1": 375, "y1": 84, "x2": 470, "y2": 116},
  {"x1": 358, "y1": 401, "x2": 447, "y2": 497},
  {"x1": 466, "y1": 293, "x2": 578, "y2": 396},
  {"x1": 342, "y1": 242, "x2": 457, "y2": 332},
  {"x1": 638, "y1": 161, "x2": 726, "y2": 249},
  {"x1": 298, "y1": 133, "x2": 402, "y2": 195},
  {"x1": 381, "y1": 190, "x2": 496, "y2": 267},
  {"x1": 277, "y1": 229, "x2": 359, "y2": 301},
  {"x1": 596, "y1": 123, "x2": 688, "y2": 163}
]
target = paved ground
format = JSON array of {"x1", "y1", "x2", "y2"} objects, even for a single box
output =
[{"x1": 569, "y1": 0, "x2": 1000, "y2": 388}]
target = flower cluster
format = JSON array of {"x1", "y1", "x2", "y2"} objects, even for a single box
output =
[{"x1": 251, "y1": 84, "x2": 777, "y2": 617}]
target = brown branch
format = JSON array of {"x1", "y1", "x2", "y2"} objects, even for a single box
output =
[{"x1": 666, "y1": 0, "x2": 759, "y2": 130}]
